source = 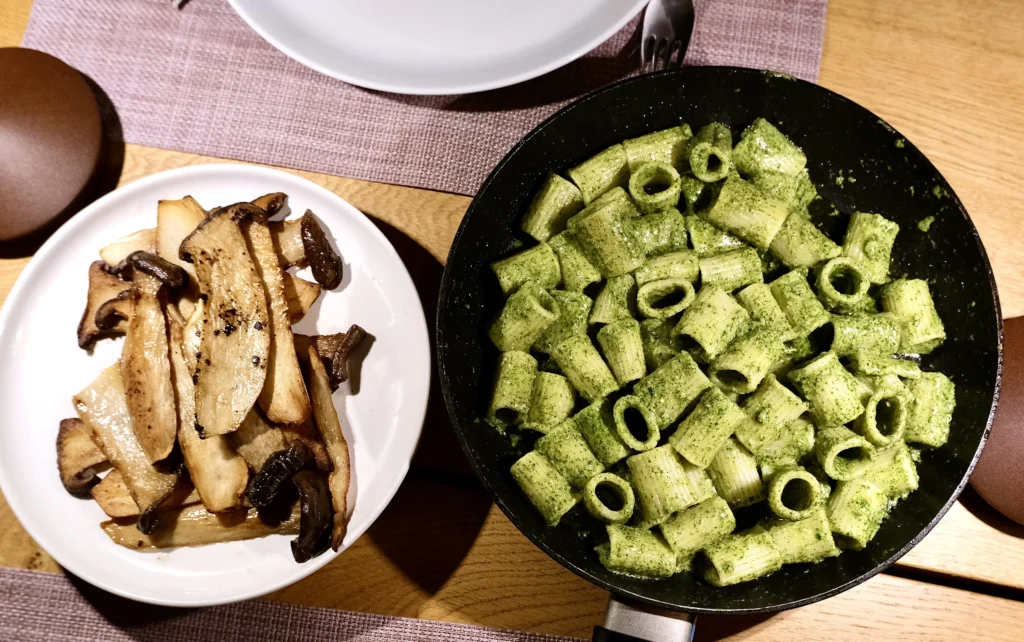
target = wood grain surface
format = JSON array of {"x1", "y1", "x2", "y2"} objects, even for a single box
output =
[{"x1": 2, "y1": 0, "x2": 1023, "y2": 639}]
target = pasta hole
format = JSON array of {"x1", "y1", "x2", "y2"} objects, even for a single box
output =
[
  {"x1": 692, "y1": 185, "x2": 715, "y2": 212},
  {"x1": 493, "y1": 408, "x2": 519, "y2": 425},
  {"x1": 649, "y1": 286, "x2": 689, "y2": 309},
  {"x1": 595, "y1": 482, "x2": 626, "y2": 511},
  {"x1": 828, "y1": 266, "x2": 863, "y2": 296},
  {"x1": 781, "y1": 478, "x2": 814, "y2": 511},
  {"x1": 876, "y1": 398, "x2": 901, "y2": 436},
  {"x1": 715, "y1": 369, "x2": 749, "y2": 390},
  {"x1": 623, "y1": 407, "x2": 652, "y2": 443},
  {"x1": 706, "y1": 154, "x2": 723, "y2": 174},
  {"x1": 537, "y1": 293, "x2": 558, "y2": 315},
  {"x1": 836, "y1": 446, "x2": 870, "y2": 469}
]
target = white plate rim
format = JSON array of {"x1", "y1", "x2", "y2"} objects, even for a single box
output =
[
  {"x1": 0, "y1": 164, "x2": 430, "y2": 606},
  {"x1": 226, "y1": 0, "x2": 649, "y2": 95}
]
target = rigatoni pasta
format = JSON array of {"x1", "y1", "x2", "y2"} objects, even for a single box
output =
[{"x1": 483, "y1": 117, "x2": 955, "y2": 588}]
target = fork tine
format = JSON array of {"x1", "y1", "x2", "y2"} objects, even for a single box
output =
[
  {"x1": 654, "y1": 38, "x2": 669, "y2": 71},
  {"x1": 666, "y1": 40, "x2": 683, "y2": 68},
  {"x1": 641, "y1": 35, "x2": 656, "y2": 67}
]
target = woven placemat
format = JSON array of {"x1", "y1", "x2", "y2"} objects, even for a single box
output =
[
  {"x1": 22, "y1": 0, "x2": 828, "y2": 196},
  {"x1": 0, "y1": 567, "x2": 582, "y2": 641}
]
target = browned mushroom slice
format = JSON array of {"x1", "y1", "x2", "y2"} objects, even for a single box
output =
[
  {"x1": 229, "y1": 408, "x2": 289, "y2": 472},
  {"x1": 306, "y1": 346, "x2": 351, "y2": 551},
  {"x1": 252, "y1": 192, "x2": 288, "y2": 218},
  {"x1": 290, "y1": 471, "x2": 333, "y2": 562},
  {"x1": 95, "y1": 291, "x2": 132, "y2": 333},
  {"x1": 301, "y1": 211, "x2": 344, "y2": 290},
  {"x1": 57, "y1": 418, "x2": 108, "y2": 494},
  {"x1": 329, "y1": 324, "x2": 367, "y2": 387},
  {"x1": 280, "y1": 420, "x2": 331, "y2": 473},
  {"x1": 120, "y1": 271, "x2": 177, "y2": 463},
  {"x1": 101, "y1": 503, "x2": 300, "y2": 550},
  {"x1": 156, "y1": 196, "x2": 206, "y2": 278},
  {"x1": 180, "y1": 203, "x2": 270, "y2": 437},
  {"x1": 248, "y1": 442, "x2": 314, "y2": 508},
  {"x1": 74, "y1": 364, "x2": 179, "y2": 531},
  {"x1": 77, "y1": 261, "x2": 130, "y2": 348},
  {"x1": 168, "y1": 311, "x2": 249, "y2": 513},
  {"x1": 91, "y1": 469, "x2": 201, "y2": 519},
  {"x1": 113, "y1": 251, "x2": 190, "y2": 292},
  {"x1": 283, "y1": 273, "x2": 322, "y2": 323},
  {"x1": 243, "y1": 215, "x2": 311, "y2": 425},
  {"x1": 269, "y1": 211, "x2": 344, "y2": 289},
  {"x1": 99, "y1": 228, "x2": 156, "y2": 268}
]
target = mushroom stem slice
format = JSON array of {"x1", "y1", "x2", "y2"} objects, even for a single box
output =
[
  {"x1": 99, "y1": 228, "x2": 156, "y2": 268},
  {"x1": 306, "y1": 347, "x2": 352, "y2": 551},
  {"x1": 101, "y1": 503, "x2": 300, "y2": 550},
  {"x1": 77, "y1": 261, "x2": 130, "y2": 348},
  {"x1": 91, "y1": 469, "x2": 200, "y2": 519},
  {"x1": 57, "y1": 418, "x2": 108, "y2": 494},
  {"x1": 283, "y1": 273, "x2": 322, "y2": 324}
]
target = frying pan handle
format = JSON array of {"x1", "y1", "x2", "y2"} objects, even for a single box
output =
[{"x1": 592, "y1": 595, "x2": 696, "y2": 642}]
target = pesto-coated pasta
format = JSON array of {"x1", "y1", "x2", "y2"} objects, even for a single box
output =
[
  {"x1": 816, "y1": 257, "x2": 871, "y2": 313},
  {"x1": 830, "y1": 313, "x2": 901, "y2": 357},
  {"x1": 533, "y1": 290, "x2": 592, "y2": 355},
  {"x1": 490, "y1": 243, "x2": 561, "y2": 295},
  {"x1": 827, "y1": 478, "x2": 889, "y2": 549},
  {"x1": 880, "y1": 279, "x2": 947, "y2": 354},
  {"x1": 905, "y1": 372, "x2": 956, "y2": 447},
  {"x1": 660, "y1": 496, "x2": 735, "y2": 561},
  {"x1": 583, "y1": 473, "x2": 636, "y2": 524},
  {"x1": 687, "y1": 123, "x2": 733, "y2": 182},
  {"x1": 766, "y1": 466, "x2": 824, "y2": 521},
  {"x1": 590, "y1": 274, "x2": 635, "y2": 325},
  {"x1": 699, "y1": 247, "x2": 764, "y2": 293},
  {"x1": 525, "y1": 372, "x2": 576, "y2": 431},
  {"x1": 575, "y1": 400, "x2": 630, "y2": 466},
  {"x1": 511, "y1": 451, "x2": 578, "y2": 526},
  {"x1": 672, "y1": 286, "x2": 750, "y2": 362},
  {"x1": 769, "y1": 270, "x2": 830, "y2": 337},
  {"x1": 788, "y1": 351, "x2": 866, "y2": 427},
  {"x1": 628, "y1": 445, "x2": 702, "y2": 523},
  {"x1": 842, "y1": 211, "x2": 899, "y2": 284},
  {"x1": 629, "y1": 208, "x2": 689, "y2": 257},
  {"x1": 488, "y1": 281, "x2": 560, "y2": 352},
  {"x1": 521, "y1": 174, "x2": 585, "y2": 242},
  {"x1": 736, "y1": 283, "x2": 796, "y2": 341},
  {"x1": 598, "y1": 524, "x2": 677, "y2": 578},
  {"x1": 763, "y1": 509, "x2": 839, "y2": 564},
  {"x1": 629, "y1": 161, "x2": 682, "y2": 214},
  {"x1": 636, "y1": 278, "x2": 696, "y2": 319},
  {"x1": 815, "y1": 426, "x2": 876, "y2": 481},
  {"x1": 708, "y1": 327, "x2": 786, "y2": 394},
  {"x1": 535, "y1": 420, "x2": 605, "y2": 490},
  {"x1": 703, "y1": 530, "x2": 782, "y2": 587},
  {"x1": 632, "y1": 353, "x2": 711, "y2": 431},
  {"x1": 708, "y1": 437, "x2": 764, "y2": 507},
  {"x1": 488, "y1": 351, "x2": 537, "y2": 427},
  {"x1": 671, "y1": 386, "x2": 747, "y2": 468},
  {"x1": 770, "y1": 210, "x2": 841, "y2": 269},
  {"x1": 490, "y1": 117, "x2": 955, "y2": 588},
  {"x1": 639, "y1": 318, "x2": 679, "y2": 372},
  {"x1": 549, "y1": 231, "x2": 602, "y2": 292},
  {"x1": 567, "y1": 144, "x2": 631, "y2": 204},
  {"x1": 623, "y1": 124, "x2": 692, "y2": 171},
  {"x1": 634, "y1": 249, "x2": 699, "y2": 286},
  {"x1": 597, "y1": 318, "x2": 646, "y2": 385},
  {"x1": 733, "y1": 118, "x2": 807, "y2": 177},
  {"x1": 685, "y1": 214, "x2": 747, "y2": 257},
  {"x1": 551, "y1": 334, "x2": 619, "y2": 402},
  {"x1": 707, "y1": 176, "x2": 789, "y2": 250}
]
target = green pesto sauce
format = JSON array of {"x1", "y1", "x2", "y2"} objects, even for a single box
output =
[
  {"x1": 917, "y1": 216, "x2": 935, "y2": 232},
  {"x1": 895, "y1": 139, "x2": 906, "y2": 148}
]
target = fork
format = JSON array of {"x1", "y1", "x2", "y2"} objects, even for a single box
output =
[{"x1": 641, "y1": 0, "x2": 696, "y2": 71}]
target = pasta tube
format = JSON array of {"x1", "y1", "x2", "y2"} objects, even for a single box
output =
[
  {"x1": 549, "y1": 231, "x2": 601, "y2": 292},
  {"x1": 686, "y1": 122, "x2": 733, "y2": 182},
  {"x1": 598, "y1": 525, "x2": 677, "y2": 578},
  {"x1": 613, "y1": 395, "x2": 661, "y2": 451},
  {"x1": 766, "y1": 466, "x2": 824, "y2": 521},
  {"x1": 736, "y1": 283, "x2": 796, "y2": 341},
  {"x1": 815, "y1": 426, "x2": 876, "y2": 481},
  {"x1": 628, "y1": 161, "x2": 683, "y2": 214},
  {"x1": 524, "y1": 372, "x2": 576, "y2": 431},
  {"x1": 769, "y1": 270, "x2": 830, "y2": 337},
  {"x1": 703, "y1": 530, "x2": 782, "y2": 586},
  {"x1": 521, "y1": 173, "x2": 585, "y2": 242},
  {"x1": 596, "y1": 318, "x2": 646, "y2": 385},
  {"x1": 827, "y1": 478, "x2": 889, "y2": 549},
  {"x1": 816, "y1": 257, "x2": 871, "y2": 313},
  {"x1": 864, "y1": 443, "x2": 919, "y2": 498},
  {"x1": 735, "y1": 374, "x2": 808, "y2": 454},
  {"x1": 628, "y1": 445, "x2": 702, "y2": 523},
  {"x1": 709, "y1": 327, "x2": 786, "y2": 394},
  {"x1": 732, "y1": 118, "x2": 807, "y2": 177},
  {"x1": 639, "y1": 318, "x2": 679, "y2": 371},
  {"x1": 672, "y1": 286, "x2": 750, "y2": 362},
  {"x1": 685, "y1": 214, "x2": 747, "y2": 257},
  {"x1": 629, "y1": 208, "x2": 689, "y2": 257},
  {"x1": 572, "y1": 205, "x2": 647, "y2": 277},
  {"x1": 769, "y1": 210, "x2": 841, "y2": 269},
  {"x1": 842, "y1": 211, "x2": 899, "y2": 284},
  {"x1": 490, "y1": 243, "x2": 561, "y2": 295},
  {"x1": 583, "y1": 473, "x2": 636, "y2": 524},
  {"x1": 487, "y1": 351, "x2": 537, "y2": 427},
  {"x1": 590, "y1": 274, "x2": 635, "y2": 325},
  {"x1": 708, "y1": 437, "x2": 765, "y2": 507},
  {"x1": 699, "y1": 247, "x2": 764, "y2": 292},
  {"x1": 880, "y1": 279, "x2": 947, "y2": 354},
  {"x1": 707, "y1": 176, "x2": 789, "y2": 250},
  {"x1": 636, "y1": 278, "x2": 696, "y2": 319},
  {"x1": 763, "y1": 509, "x2": 839, "y2": 564},
  {"x1": 622, "y1": 124, "x2": 691, "y2": 171},
  {"x1": 670, "y1": 386, "x2": 747, "y2": 468},
  {"x1": 532, "y1": 290, "x2": 592, "y2": 354},
  {"x1": 567, "y1": 144, "x2": 631, "y2": 204},
  {"x1": 535, "y1": 420, "x2": 605, "y2": 490},
  {"x1": 905, "y1": 372, "x2": 956, "y2": 447},
  {"x1": 632, "y1": 353, "x2": 711, "y2": 431},
  {"x1": 634, "y1": 250, "x2": 699, "y2": 286},
  {"x1": 510, "y1": 451, "x2": 578, "y2": 526},
  {"x1": 574, "y1": 399, "x2": 630, "y2": 466},
  {"x1": 488, "y1": 281, "x2": 560, "y2": 352},
  {"x1": 830, "y1": 313, "x2": 901, "y2": 357},
  {"x1": 787, "y1": 351, "x2": 866, "y2": 427},
  {"x1": 659, "y1": 496, "x2": 735, "y2": 561},
  {"x1": 551, "y1": 334, "x2": 619, "y2": 402}
]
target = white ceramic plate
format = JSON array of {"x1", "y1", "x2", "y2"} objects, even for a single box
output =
[
  {"x1": 228, "y1": 0, "x2": 648, "y2": 95},
  {"x1": 0, "y1": 164, "x2": 430, "y2": 606}
]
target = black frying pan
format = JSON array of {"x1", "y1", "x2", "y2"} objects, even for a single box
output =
[{"x1": 436, "y1": 68, "x2": 1002, "y2": 638}]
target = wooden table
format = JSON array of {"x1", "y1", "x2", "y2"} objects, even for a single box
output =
[{"x1": 2, "y1": 0, "x2": 1024, "y2": 639}]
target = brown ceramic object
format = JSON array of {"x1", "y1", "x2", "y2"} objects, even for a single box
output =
[
  {"x1": 971, "y1": 316, "x2": 1023, "y2": 524},
  {"x1": 0, "y1": 48, "x2": 102, "y2": 241}
]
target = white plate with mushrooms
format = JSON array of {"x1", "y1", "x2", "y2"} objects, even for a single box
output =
[{"x1": 0, "y1": 164, "x2": 430, "y2": 606}]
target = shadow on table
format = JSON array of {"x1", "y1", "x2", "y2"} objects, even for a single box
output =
[
  {"x1": 958, "y1": 485, "x2": 1024, "y2": 539},
  {"x1": 365, "y1": 216, "x2": 491, "y2": 593},
  {"x1": 368, "y1": 19, "x2": 644, "y2": 113},
  {"x1": 0, "y1": 73, "x2": 124, "y2": 259},
  {"x1": 694, "y1": 612, "x2": 778, "y2": 641}
]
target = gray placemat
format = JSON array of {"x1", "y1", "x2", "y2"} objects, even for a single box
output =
[
  {"x1": 22, "y1": 0, "x2": 828, "y2": 196},
  {"x1": 0, "y1": 567, "x2": 582, "y2": 641}
]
